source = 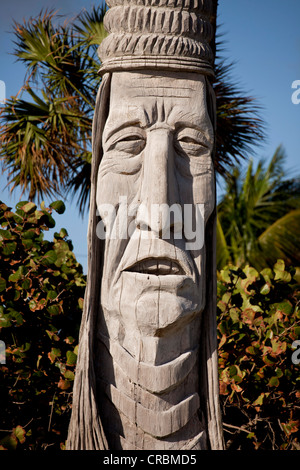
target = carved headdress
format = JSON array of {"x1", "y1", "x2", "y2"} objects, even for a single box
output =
[
  {"x1": 67, "y1": 0, "x2": 223, "y2": 450},
  {"x1": 98, "y1": 0, "x2": 215, "y2": 76}
]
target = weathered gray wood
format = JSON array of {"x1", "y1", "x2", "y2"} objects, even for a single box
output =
[{"x1": 67, "y1": 0, "x2": 223, "y2": 451}]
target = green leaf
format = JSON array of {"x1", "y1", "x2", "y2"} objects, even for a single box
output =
[
  {"x1": 253, "y1": 393, "x2": 265, "y2": 406},
  {"x1": 66, "y1": 350, "x2": 77, "y2": 366},
  {"x1": 274, "y1": 301, "x2": 293, "y2": 316},
  {"x1": 42, "y1": 250, "x2": 57, "y2": 266},
  {"x1": 2, "y1": 241, "x2": 17, "y2": 255},
  {"x1": 50, "y1": 200, "x2": 66, "y2": 214},
  {"x1": 65, "y1": 336, "x2": 75, "y2": 344},
  {"x1": 42, "y1": 212, "x2": 56, "y2": 228},
  {"x1": 15, "y1": 201, "x2": 28, "y2": 210},
  {"x1": 260, "y1": 283, "x2": 270, "y2": 295},
  {"x1": 229, "y1": 308, "x2": 239, "y2": 323},
  {"x1": 0, "y1": 277, "x2": 7, "y2": 292},
  {"x1": 9, "y1": 266, "x2": 25, "y2": 282},
  {"x1": 14, "y1": 425, "x2": 26, "y2": 444},
  {"x1": 47, "y1": 304, "x2": 62, "y2": 316},
  {"x1": 21, "y1": 278, "x2": 32, "y2": 290},
  {"x1": 64, "y1": 370, "x2": 75, "y2": 381},
  {"x1": 271, "y1": 338, "x2": 287, "y2": 355},
  {"x1": 246, "y1": 345, "x2": 257, "y2": 355},
  {"x1": 23, "y1": 229, "x2": 36, "y2": 239},
  {"x1": 0, "y1": 434, "x2": 18, "y2": 450},
  {"x1": 8, "y1": 308, "x2": 23, "y2": 326},
  {"x1": 48, "y1": 348, "x2": 61, "y2": 363},
  {"x1": 54, "y1": 227, "x2": 68, "y2": 239},
  {"x1": 29, "y1": 300, "x2": 37, "y2": 311},
  {"x1": 59, "y1": 228, "x2": 68, "y2": 238},
  {"x1": 22, "y1": 202, "x2": 37, "y2": 214},
  {"x1": 274, "y1": 270, "x2": 292, "y2": 283},
  {"x1": 268, "y1": 376, "x2": 280, "y2": 387},
  {"x1": 0, "y1": 313, "x2": 12, "y2": 328},
  {"x1": 0, "y1": 228, "x2": 12, "y2": 240},
  {"x1": 47, "y1": 290, "x2": 58, "y2": 300}
]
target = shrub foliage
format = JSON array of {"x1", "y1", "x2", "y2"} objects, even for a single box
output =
[
  {"x1": 0, "y1": 201, "x2": 299, "y2": 450},
  {"x1": 0, "y1": 200, "x2": 85, "y2": 450},
  {"x1": 218, "y1": 262, "x2": 300, "y2": 449}
]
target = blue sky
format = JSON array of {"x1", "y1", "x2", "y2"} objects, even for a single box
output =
[{"x1": 0, "y1": 0, "x2": 299, "y2": 273}]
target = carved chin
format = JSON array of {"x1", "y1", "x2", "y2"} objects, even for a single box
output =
[
  {"x1": 123, "y1": 277, "x2": 202, "y2": 337},
  {"x1": 107, "y1": 264, "x2": 203, "y2": 335}
]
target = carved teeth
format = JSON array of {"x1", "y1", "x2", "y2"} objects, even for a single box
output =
[{"x1": 127, "y1": 258, "x2": 184, "y2": 275}]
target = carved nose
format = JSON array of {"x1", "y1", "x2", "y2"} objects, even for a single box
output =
[{"x1": 135, "y1": 129, "x2": 182, "y2": 237}]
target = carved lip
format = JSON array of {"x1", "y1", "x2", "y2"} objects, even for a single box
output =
[{"x1": 124, "y1": 257, "x2": 185, "y2": 276}]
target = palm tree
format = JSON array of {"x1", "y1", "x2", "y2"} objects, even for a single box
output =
[
  {"x1": 0, "y1": 7, "x2": 108, "y2": 213},
  {"x1": 0, "y1": 5, "x2": 265, "y2": 214},
  {"x1": 217, "y1": 145, "x2": 300, "y2": 270}
]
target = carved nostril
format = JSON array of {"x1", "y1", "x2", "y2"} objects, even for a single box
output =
[
  {"x1": 135, "y1": 201, "x2": 184, "y2": 241},
  {"x1": 135, "y1": 220, "x2": 151, "y2": 232}
]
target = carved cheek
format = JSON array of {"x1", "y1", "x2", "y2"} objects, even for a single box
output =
[
  {"x1": 97, "y1": 153, "x2": 143, "y2": 213},
  {"x1": 191, "y1": 163, "x2": 215, "y2": 223}
]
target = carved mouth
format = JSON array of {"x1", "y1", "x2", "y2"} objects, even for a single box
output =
[{"x1": 125, "y1": 258, "x2": 185, "y2": 276}]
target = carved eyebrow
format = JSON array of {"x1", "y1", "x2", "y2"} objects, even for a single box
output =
[
  {"x1": 104, "y1": 120, "x2": 146, "y2": 142},
  {"x1": 104, "y1": 118, "x2": 213, "y2": 143},
  {"x1": 175, "y1": 125, "x2": 212, "y2": 149},
  {"x1": 175, "y1": 119, "x2": 213, "y2": 134},
  {"x1": 173, "y1": 108, "x2": 213, "y2": 128},
  {"x1": 104, "y1": 104, "x2": 213, "y2": 141},
  {"x1": 104, "y1": 104, "x2": 155, "y2": 140}
]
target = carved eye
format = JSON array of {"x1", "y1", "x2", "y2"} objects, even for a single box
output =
[
  {"x1": 178, "y1": 136, "x2": 202, "y2": 146},
  {"x1": 175, "y1": 133, "x2": 208, "y2": 157},
  {"x1": 119, "y1": 135, "x2": 143, "y2": 143},
  {"x1": 106, "y1": 130, "x2": 146, "y2": 155}
]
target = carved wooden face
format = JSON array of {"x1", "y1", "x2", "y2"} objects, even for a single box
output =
[{"x1": 96, "y1": 70, "x2": 215, "y2": 363}]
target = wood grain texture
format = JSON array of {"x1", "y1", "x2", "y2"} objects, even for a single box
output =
[{"x1": 67, "y1": 0, "x2": 223, "y2": 451}]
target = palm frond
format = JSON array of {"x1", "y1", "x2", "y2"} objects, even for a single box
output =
[
  {"x1": 1, "y1": 7, "x2": 267, "y2": 214},
  {"x1": 74, "y1": 5, "x2": 108, "y2": 47},
  {"x1": 216, "y1": 214, "x2": 231, "y2": 269},
  {"x1": 217, "y1": 148, "x2": 300, "y2": 269},
  {"x1": 256, "y1": 209, "x2": 300, "y2": 269},
  {"x1": 0, "y1": 89, "x2": 90, "y2": 201},
  {"x1": 213, "y1": 55, "x2": 266, "y2": 178}
]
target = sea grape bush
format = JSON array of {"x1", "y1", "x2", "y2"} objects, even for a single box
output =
[
  {"x1": 0, "y1": 200, "x2": 86, "y2": 450},
  {"x1": 217, "y1": 262, "x2": 300, "y2": 450},
  {"x1": 0, "y1": 200, "x2": 299, "y2": 450}
]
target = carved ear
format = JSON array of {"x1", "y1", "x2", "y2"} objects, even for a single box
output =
[{"x1": 66, "y1": 73, "x2": 111, "y2": 450}]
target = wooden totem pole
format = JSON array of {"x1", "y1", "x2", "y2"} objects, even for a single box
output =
[{"x1": 67, "y1": 0, "x2": 223, "y2": 451}]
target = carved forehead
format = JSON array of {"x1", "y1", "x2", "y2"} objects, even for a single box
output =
[
  {"x1": 112, "y1": 71, "x2": 205, "y2": 96},
  {"x1": 106, "y1": 71, "x2": 209, "y2": 128}
]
